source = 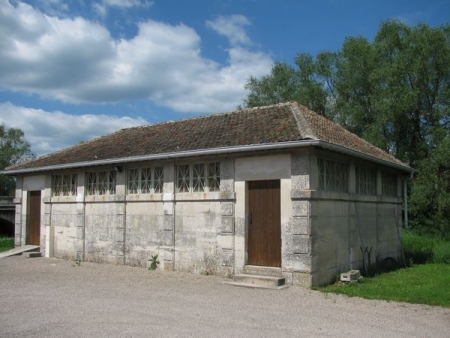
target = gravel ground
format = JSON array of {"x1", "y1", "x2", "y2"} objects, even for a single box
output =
[{"x1": 0, "y1": 256, "x2": 449, "y2": 338}]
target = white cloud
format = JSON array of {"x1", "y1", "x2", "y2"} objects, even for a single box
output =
[
  {"x1": 0, "y1": 0, "x2": 272, "y2": 113},
  {"x1": 0, "y1": 102, "x2": 148, "y2": 155},
  {"x1": 206, "y1": 15, "x2": 252, "y2": 46},
  {"x1": 93, "y1": 0, "x2": 153, "y2": 18},
  {"x1": 100, "y1": 0, "x2": 153, "y2": 9},
  {"x1": 92, "y1": 3, "x2": 107, "y2": 18}
]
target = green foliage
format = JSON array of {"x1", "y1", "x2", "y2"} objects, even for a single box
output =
[
  {"x1": 318, "y1": 264, "x2": 450, "y2": 307},
  {"x1": 402, "y1": 231, "x2": 435, "y2": 264},
  {"x1": 147, "y1": 254, "x2": 160, "y2": 270},
  {"x1": 0, "y1": 124, "x2": 35, "y2": 196},
  {"x1": 243, "y1": 20, "x2": 450, "y2": 165},
  {"x1": 410, "y1": 135, "x2": 450, "y2": 236},
  {"x1": 433, "y1": 242, "x2": 450, "y2": 264},
  {"x1": 402, "y1": 230, "x2": 450, "y2": 264},
  {"x1": 0, "y1": 236, "x2": 14, "y2": 253},
  {"x1": 242, "y1": 20, "x2": 450, "y2": 236}
]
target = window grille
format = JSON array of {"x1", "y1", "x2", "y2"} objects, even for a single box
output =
[
  {"x1": 127, "y1": 167, "x2": 164, "y2": 194},
  {"x1": 86, "y1": 170, "x2": 116, "y2": 195},
  {"x1": 318, "y1": 158, "x2": 348, "y2": 192},
  {"x1": 176, "y1": 162, "x2": 220, "y2": 193},
  {"x1": 193, "y1": 163, "x2": 205, "y2": 192},
  {"x1": 356, "y1": 166, "x2": 377, "y2": 195},
  {"x1": 128, "y1": 169, "x2": 139, "y2": 194},
  {"x1": 141, "y1": 167, "x2": 152, "y2": 193},
  {"x1": 52, "y1": 174, "x2": 77, "y2": 196},
  {"x1": 382, "y1": 173, "x2": 397, "y2": 197},
  {"x1": 177, "y1": 164, "x2": 190, "y2": 193},
  {"x1": 154, "y1": 167, "x2": 164, "y2": 193},
  {"x1": 208, "y1": 162, "x2": 220, "y2": 192}
]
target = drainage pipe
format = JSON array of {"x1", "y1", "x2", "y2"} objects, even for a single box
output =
[{"x1": 403, "y1": 171, "x2": 414, "y2": 229}]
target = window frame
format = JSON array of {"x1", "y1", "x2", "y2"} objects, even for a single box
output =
[
  {"x1": 317, "y1": 157, "x2": 349, "y2": 193},
  {"x1": 176, "y1": 162, "x2": 220, "y2": 193},
  {"x1": 355, "y1": 166, "x2": 377, "y2": 195},
  {"x1": 127, "y1": 166, "x2": 164, "y2": 195},
  {"x1": 52, "y1": 173, "x2": 78, "y2": 197},
  {"x1": 86, "y1": 170, "x2": 116, "y2": 196},
  {"x1": 382, "y1": 173, "x2": 397, "y2": 197}
]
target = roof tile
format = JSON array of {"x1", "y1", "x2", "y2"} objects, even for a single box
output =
[{"x1": 6, "y1": 102, "x2": 410, "y2": 171}]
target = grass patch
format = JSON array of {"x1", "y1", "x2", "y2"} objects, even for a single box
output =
[
  {"x1": 403, "y1": 230, "x2": 450, "y2": 264},
  {"x1": 0, "y1": 236, "x2": 14, "y2": 253},
  {"x1": 318, "y1": 264, "x2": 450, "y2": 307}
]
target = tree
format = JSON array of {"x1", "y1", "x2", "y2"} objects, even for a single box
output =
[
  {"x1": 0, "y1": 124, "x2": 35, "y2": 196},
  {"x1": 242, "y1": 20, "x2": 450, "y2": 235},
  {"x1": 410, "y1": 133, "x2": 450, "y2": 236},
  {"x1": 372, "y1": 21, "x2": 450, "y2": 166},
  {"x1": 242, "y1": 20, "x2": 450, "y2": 167}
]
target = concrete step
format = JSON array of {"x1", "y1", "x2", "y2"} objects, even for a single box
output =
[
  {"x1": 0, "y1": 245, "x2": 40, "y2": 259},
  {"x1": 23, "y1": 251, "x2": 42, "y2": 258},
  {"x1": 242, "y1": 265, "x2": 283, "y2": 277},
  {"x1": 231, "y1": 274, "x2": 286, "y2": 289}
]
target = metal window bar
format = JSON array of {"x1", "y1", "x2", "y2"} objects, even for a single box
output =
[
  {"x1": 108, "y1": 171, "x2": 116, "y2": 195},
  {"x1": 71, "y1": 174, "x2": 77, "y2": 196},
  {"x1": 128, "y1": 169, "x2": 139, "y2": 194},
  {"x1": 177, "y1": 165, "x2": 190, "y2": 193},
  {"x1": 193, "y1": 163, "x2": 205, "y2": 192},
  {"x1": 141, "y1": 167, "x2": 152, "y2": 193},
  {"x1": 208, "y1": 162, "x2": 220, "y2": 191},
  {"x1": 154, "y1": 167, "x2": 164, "y2": 193}
]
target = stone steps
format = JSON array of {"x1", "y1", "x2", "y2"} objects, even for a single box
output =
[
  {"x1": 23, "y1": 251, "x2": 42, "y2": 258},
  {"x1": 226, "y1": 265, "x2": 287, "y2": 290},
  {"x1": 0, "y1": 245, "x2": 40, "y2": 259}
]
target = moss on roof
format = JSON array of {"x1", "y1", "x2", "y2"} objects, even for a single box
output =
[{"x1": 6, "y1": 102, "x2": 411, "y2": 172}]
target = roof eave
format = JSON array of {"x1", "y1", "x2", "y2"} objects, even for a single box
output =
[
  {"x1": 317, "y1": 141, "x2": 414, "y2": 173},
  {"x1": 1, "y1": 140, "x2": 413, "y2": 175}
]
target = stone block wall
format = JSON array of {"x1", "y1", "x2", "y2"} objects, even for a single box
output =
[
  {"x1": 84, "y1": 199, "x2": 126, "y2": 265},
  {"x1": 13, "y1": 149, "x2": 407, "y2": 288},
  {"x1": 125, "y1": 200, "x2": 165, "y2": 267},
  {"x1": 51, "y1": 201, "x2": 80, "y2": 260}
]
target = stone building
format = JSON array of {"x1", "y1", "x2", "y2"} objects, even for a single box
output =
[{"x1": 4, "y1": 102, "x2": 413, "y2": 287}]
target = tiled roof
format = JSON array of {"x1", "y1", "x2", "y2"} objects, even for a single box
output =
[{"x1": 5, "y1": 102, "x2": 411, "y2": 172}]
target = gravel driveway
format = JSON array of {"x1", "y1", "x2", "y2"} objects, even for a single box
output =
[{"x1": 0, "y1": 256, "x2": 449, "y2": 337}]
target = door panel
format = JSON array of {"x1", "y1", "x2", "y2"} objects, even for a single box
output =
[
  {"x1": 28, "y1": 191, "x2": 41, "y2": 245},
  {"x1": 248, "y1": 180, "x2": 281, "y2": 267}
]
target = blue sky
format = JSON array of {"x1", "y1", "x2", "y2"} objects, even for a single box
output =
[{"x1": 1, "y1": 0, "x2": 449, "y2": 156}]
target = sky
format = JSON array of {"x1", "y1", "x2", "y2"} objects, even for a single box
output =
[{"x1": 1, "y1": 0, "x2": 449, "y2": 156}]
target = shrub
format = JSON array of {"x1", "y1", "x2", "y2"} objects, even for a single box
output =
[
  {"x1": 432, "y1": 242, "x2": 450, "y2": 264},
  {"x1": 402, "y1": 231, "x2": 435, "y2": 264},
  {"x1": 0, "y1": 236, "x2": 14, "y2": 253},
  {"x1": 402, "y1": 230, "x2": 450, "y2": 265}
]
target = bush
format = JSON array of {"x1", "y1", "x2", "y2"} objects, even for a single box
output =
[
  {"x1": 0, "y1": 236, "x2": 14, "y2": 253},
  {"x1": 402, "y1": 230, "x2": 450, "y2": 265},
  {"x1": 402, "y1": 231, "x2": 435, "y2": 264},
  {"x1": 432, "y1": 242, "x2": 450, "y2": 264}
]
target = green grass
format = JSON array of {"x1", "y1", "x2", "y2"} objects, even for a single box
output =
[
  {"x1": 318, "y1": 264, "x2": 450, "y2": 307},
  {"x1": 403, "y1": 230, "x2": 450, "y2": 264},
  {"x1": 0, "y1": 237, "x2": 14, "y2": 253}
]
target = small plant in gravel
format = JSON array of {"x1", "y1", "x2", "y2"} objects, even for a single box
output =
[{"x1": 147, "y1": 254, "x2": 160, "y2": 270}]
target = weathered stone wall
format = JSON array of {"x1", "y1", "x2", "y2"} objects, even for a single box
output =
[
  {"x1": 51, "y1": 201, "x2": 80, "y2": 260},
  {"x1": 288, "y1": 150, "x2": 312, "y2": 287},
  {"x1": 16, "y1": 158, "x2": 236, "y2": 277},
  {"x1": 234, "y1": 153, "x2": 293, "y2": 278},
  {"x1": 84, "y1": 197, "x2": 126, "y2": 265},
  {"x1": 307, "y1": 150, "x2": 405, "y2": 286},
  {"x1": 125, "y1": 200, "x2": 165, "y2": 267},
  {"x1": 174, "y1": 199, "x2": 222, "y2": 275},
  {"x1": 13, "y1": 149, "x2": 406, "y2": 288}
]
